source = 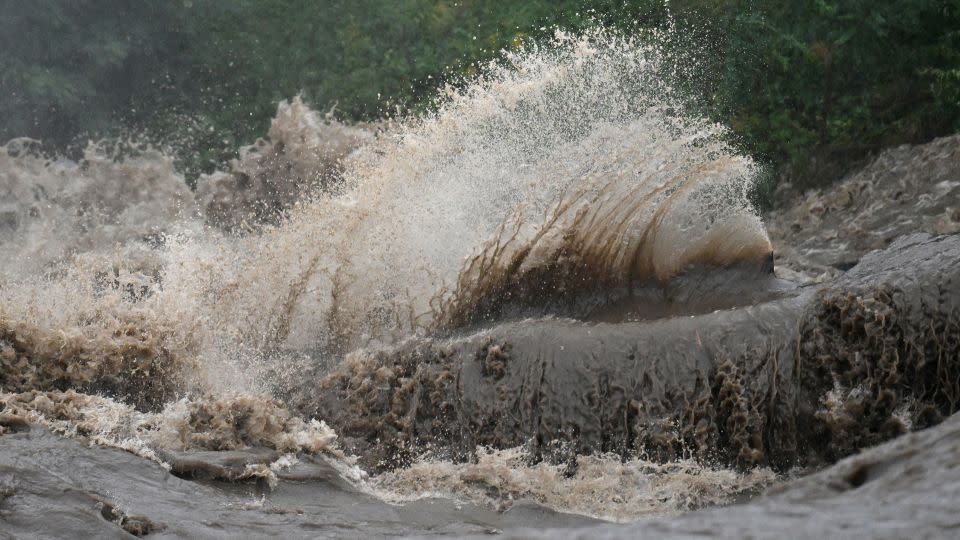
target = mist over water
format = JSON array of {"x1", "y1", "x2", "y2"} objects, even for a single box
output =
[{"x1": 0, "y1": 29, "x2": 778, "y2": 521}]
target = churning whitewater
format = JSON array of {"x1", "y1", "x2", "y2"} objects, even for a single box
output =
[
  {"x1": 0, "y1": 30, "x2": 778, "y2": 527},
  {"x1": 11, "y1": 27, "x2": 957, "y2": 538},
  {"x1": 0, "y1": 29, "x2": 772, "y2": 399}
]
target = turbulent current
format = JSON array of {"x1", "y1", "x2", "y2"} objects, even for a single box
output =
[{"x1": 2, "y1": 30, "x2": 959, "y2": 538}]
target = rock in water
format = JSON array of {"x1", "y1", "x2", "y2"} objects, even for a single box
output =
[{"x1": 309, "y1": 234, "x2": 960, "y2": 472}]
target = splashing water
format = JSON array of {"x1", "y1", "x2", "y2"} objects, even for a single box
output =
[
  {"x1": 0, "y1": 28, "x2": 776, "y2": 520},
  {"x1": 370, "y1": 446, "x2": 777, "y2": 522},
  {"x1": 157, "y1": 29, "x2": 771, "y2": 357}
]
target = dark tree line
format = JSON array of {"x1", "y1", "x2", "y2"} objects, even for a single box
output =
[{"x1": 2, "y1": 0, "x2": 958, "y2": 193}]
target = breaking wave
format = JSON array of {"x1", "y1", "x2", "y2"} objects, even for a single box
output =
[{"x1": 0, "y1": 29, "x2": 777, "y2": 519}]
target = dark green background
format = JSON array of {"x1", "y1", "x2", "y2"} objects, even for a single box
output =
[{"x1": 2, "y1": 1, "x2": 958, "y2": 197}]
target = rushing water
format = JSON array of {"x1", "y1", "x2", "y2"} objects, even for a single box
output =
[{"x1": 7, "y1": 28, "x2": 950, "y2": 538}]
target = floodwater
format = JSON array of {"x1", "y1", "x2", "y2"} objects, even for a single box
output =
[{"x1": 2, "y1": 29, "x2": 958, "y2": 539}]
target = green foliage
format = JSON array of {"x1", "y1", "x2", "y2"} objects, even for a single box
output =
[
  {"x1": 708, "y1": 0, "x2": 960, "y2": 187},
  {"x1": 2, "y1": 0, "x2": 959, "y2": 193},
  {"x1": 0, "y1": 2, "x2": 185, "y2": 146}
]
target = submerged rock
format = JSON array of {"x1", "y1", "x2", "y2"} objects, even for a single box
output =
[
  {"x1": 0, "y1": 318, "x2": 192, "y2": 412},
  {"x1": 309, "y1": 234, "x2": 960, "y2": 472}
]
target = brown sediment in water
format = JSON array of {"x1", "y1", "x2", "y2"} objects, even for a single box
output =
[
  {"x1": 0, "y1": 390, "x2": 344, "y2": 488},
  {"x1": 500, "y1": 409, "x2": 960, "y2": 539},
  {"x1": 306, "y1": 234, "x2": 960, "y2": 473},
  {"x1": 0, "y1": 390, "x2": 340, "y2": 457},
  {"x1": 369, "y1": 446, "x2": 777, "y2": 521},
  {"x1": 795, "y1": 233, "x2": 960, "y2": 460},
  {"x1": 429, "y1": 175, "x2": 773, "y2": 332},
  {"x1": 0, "y1": 317, "x2": 192, "y2": 411},
  {"x1": 3, "y1": 29, "x2": 959, "y2": 533},
  {"x1": 0, "y1": 425, "x2": 601, "y2": 538},
  {"x1": 305, "y1": 292, "x2": 805, "y2": 471},
  {"x1": 0, "y1": 30, "x2": 773, "y2": 364}
]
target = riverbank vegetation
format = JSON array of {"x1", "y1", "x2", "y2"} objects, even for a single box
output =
[{"x1": 3, "y1": 0, "x2": 958, "y2": 196}]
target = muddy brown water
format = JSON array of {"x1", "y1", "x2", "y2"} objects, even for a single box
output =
[
  {"x1": 2, "y1": 30, "x2": 959, "y2": 539},
  {"x1": 0, "y1": 426, "x2": 598, "y2": 539},
  {"x1": 309, "y1": 234, "x2": 960, "y2": 474},
  {"x1": 3, "y1": 234, "x2": 957, "y2": 538}
]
